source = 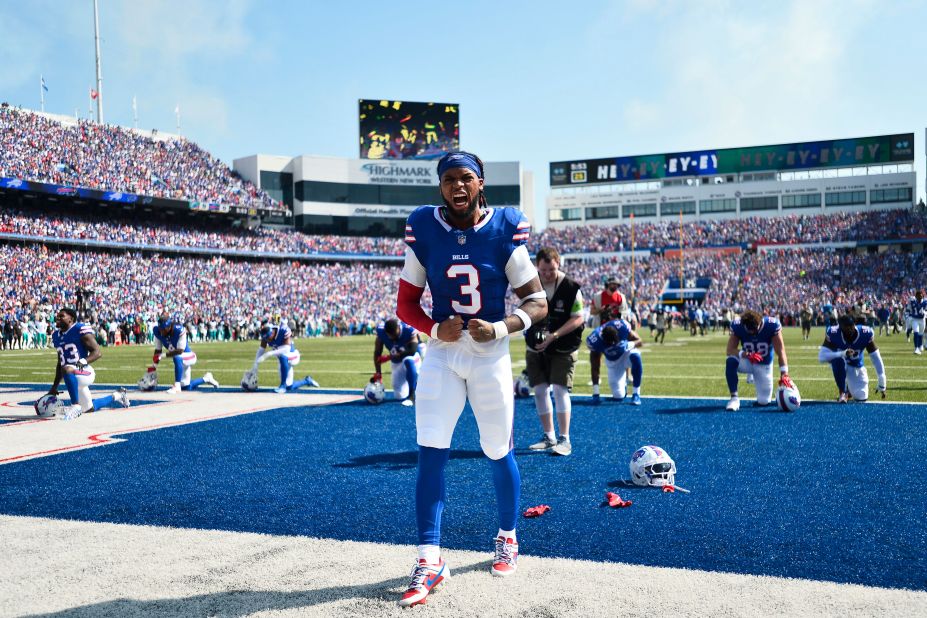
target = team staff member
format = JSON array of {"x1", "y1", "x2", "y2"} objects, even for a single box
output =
[
  {"x1": 396, "y1": 151, "x2": 547, "y2": 606},
  {"x1": 525, "y1": 247, "x2": 584, "y2": 456}
]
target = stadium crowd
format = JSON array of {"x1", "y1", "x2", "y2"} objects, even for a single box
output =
[
  {"x1": 2, "y1": 239, "x2": 923, "y2": 350},
  {"x1": 1, "y1": 204, "x2": 925, "y2": 260},
  {"x1": 531, "y1": 209, "x2": 927, "y2": 253},
  {"x1": 0, "y1": 106, "x2": 281, "y2": 211}
]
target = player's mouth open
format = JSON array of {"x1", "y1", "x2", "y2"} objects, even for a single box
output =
[{"x1": 452, "y1": 194, "x2": 468, "y2": 207}]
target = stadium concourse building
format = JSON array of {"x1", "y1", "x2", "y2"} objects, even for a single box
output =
[
  {"x1": 233, "y1": 155, "x2": 533, "y2": 236},
  {"x1": 546, "y1": 133, "x2": 915, "y2": 229}
]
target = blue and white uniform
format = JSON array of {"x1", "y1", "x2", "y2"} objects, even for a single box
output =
[
  {"x1": 53, "y1": 322, "x2": 118, "y2": 412},
  {"x1": 727, "y1": 316, "x2": 782, "y2": 405},
  {"x1": 401, "y1": 204, "x2": 536, "y2": 549},
  {"x1": 823, "y1": 325, "x2": 876, "y2": 400},
  {"x1": 585, "y1": 319, "x2": 643, "y2": 399},
  {"x1": 154, "y1": 322, "x2": 204, "y2": 389},
  {"x1": 257, "y1": 322, "x2": 315, "y2": 391},
  {"x1": 906, "y1": 296, "x2": 927, "y2": 352},
  {"x1": 375, "y1": 320, "x2": 421, "y2": 400}
]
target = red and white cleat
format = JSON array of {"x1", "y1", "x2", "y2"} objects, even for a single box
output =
[
  {"x1": 398, "y1": 558, "x2": 449, "y2": 607},
  {"x1": 491, "y1": 536, "x2": 519, "y2": 577}
]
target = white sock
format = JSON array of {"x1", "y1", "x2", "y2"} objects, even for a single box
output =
[
  {"x1": 633, "y1": 386, "x2": 641, "y2": 395},
  {"x1": 417, "y1": 544, "x2": 440, "y2": 563},
  {"x1": 497, "y1": 528, "x2": 516, "y2": 542},
  {"x1": 592, "y1": 384, "x2": 600, "y2": 395},
  {"x1": 544, "y1": 430, "x2": 556, "y2": 442}
]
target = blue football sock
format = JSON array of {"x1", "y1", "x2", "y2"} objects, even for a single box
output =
[
  {"x1": 725, "y1": 356, "x2": 740, "y2": 394},
  {"x1": 173, "y1": 356, "x2": 184, "y2": 383},
  {"x1": 404, "y1": 357, "x2": 419, "y2": 395},
  {"x1": 62, "y1": 372, "x2": 79, "y2": 403},
  {"x1": 92, "y1": 394, "x2": 115, "y2": 410},
  {"x1": 416, "y1": 446, "x2": 450, "y2": 546},
  {"x1": 488, "y1": 449, "x2": 520, "y2": 533},
  {"x1": 830, "y1": 359, "x2": 847, "y2": 394},
  {"x1": 287, "y1": 377, "x2": 311, "y2": 391},
  {"x1": 184, "y1": 377, "x2": 205, "y2": 391},
  {"x1": 279, "y1": 356, "x2": 291, "y2": 389},
  {"x1": 915, "y1": 333, "x2": 923, "y2": 349},
  {"x1": 630, "y1": 353, "x2": 643, "y2": 388}
]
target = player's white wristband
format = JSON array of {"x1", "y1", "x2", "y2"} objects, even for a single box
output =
[
  {"x1": 430, "y1": 323, "x2": 439, "y2": 340},
  {"x1": 492, "y1": 320, "x2": 509, "y2": 340},
  {"x1": 512, "y1": 308, "x2": 532, "y2": 332},
  {"x1": 779, "y1": 365, "x2": 788, "y2": 374}
]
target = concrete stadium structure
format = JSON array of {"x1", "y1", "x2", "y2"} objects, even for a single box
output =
[
  {"x1": 546, "y1": 133, "x2": 915, "y2": 228},
  {"x1": 234, "y1": 154, "x2": 534, "y2": 236}
]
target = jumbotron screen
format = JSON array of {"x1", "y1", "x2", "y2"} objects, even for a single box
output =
[{"x1": 359, "y1": 99, "x2": 459, "y2": 160}]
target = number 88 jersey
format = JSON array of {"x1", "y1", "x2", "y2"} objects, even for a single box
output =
[
  {"x1": 402, "y1": 206, "x2": 535, "y2": 325},
  {"x1": 52, "y1": 322, "x2": 95, "y2": 366}
]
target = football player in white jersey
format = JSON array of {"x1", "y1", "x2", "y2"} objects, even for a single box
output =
[{"x1": 395, "y1": 152, "x2": 548, "y2": 606}]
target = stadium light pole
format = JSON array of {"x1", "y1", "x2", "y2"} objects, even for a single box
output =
[{"x1": 93, "y1": 0, "x2": 104, "y2": 124}]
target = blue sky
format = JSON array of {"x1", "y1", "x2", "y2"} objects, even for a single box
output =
[{"x1": 2, "y1": 0, "x2": 925, "y2": 225}]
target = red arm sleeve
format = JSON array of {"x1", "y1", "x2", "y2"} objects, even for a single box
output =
[{"x1": 397, "y1": 279, "x2": 437, "y2": 337}]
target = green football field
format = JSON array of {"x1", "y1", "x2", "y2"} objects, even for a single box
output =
[{"x1": 2, "y1": 326, "x2": 924, "y2": 403}]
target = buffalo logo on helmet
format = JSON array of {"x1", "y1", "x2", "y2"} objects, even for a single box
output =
[
  {"x1": 629, "y1": 445, "x2": 676, "y2": 487},
  {"x1": 777, "y1": 383, "x2": 801, "y2": 412},
  {"x1": 364, "y1": 381, "x2": 386, "y2": 404}
]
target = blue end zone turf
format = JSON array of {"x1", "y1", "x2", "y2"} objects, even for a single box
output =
[{"x1": 1, "y1": 395, "x2": 925, "y2": 590}]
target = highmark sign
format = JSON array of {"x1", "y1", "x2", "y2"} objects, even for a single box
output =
[
  {"x1": 358, "y1": 162, "x2": 436, "y2": 186},
  {"x1": 550, "y1": 133, "x2": 914, "y2": 187}
]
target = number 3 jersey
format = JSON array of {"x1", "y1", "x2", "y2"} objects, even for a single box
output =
[
  {"x1": 401, "y1": 206, "x2": 536, "y2": 325},
  {"x1": 53, "y1": 322, "x2": 95, "y2": 364},
  {"x1": 731, "y1": 316, "x2": 781, "y2": 364}
]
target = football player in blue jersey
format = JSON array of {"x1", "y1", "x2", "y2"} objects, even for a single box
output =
[
  {"x1": 724, "y1": 309, "x2": 793, "y2": 411},
  {"x1": 372, "y1": 318, "x2": 420, "y2": 407},
  {"x1": 254, "y1": 320, "x2": 319, "y2": 393},
  {"x1": 907, "y1": 290, "x2": 926, "y2": 355},
  {"x1": 395, "y1": 151, "x2": 547, "y2": 606},
  {"x1": 818, "y1": 314, "x2": 886, "y2": 402},
  {"x1": 152, "y1": 312, "x2": 219, "y2": 394},
  {"x1": 585, "y1": 319, "x2": 644, "y2": 405},
  {"x1": 46, "y1": 308, "x2": 130, "y2": 420}
]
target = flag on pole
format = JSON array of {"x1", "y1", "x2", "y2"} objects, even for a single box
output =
[
  {"x1": 41, "y1": 76, "x2": 48, "y2": 92},
  {"x1": 132, "y1": 96, "x2": 137, "y2": 113},
  {"x1": 174, "y1": 104, "x2": 180, "y2": 114},
  {"x1": 90, "y1": 88, "x2": 99, "y2": 100}
]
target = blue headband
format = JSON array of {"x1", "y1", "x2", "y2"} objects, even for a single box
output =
[{"x1": 437, "y1": 152, "x2": 482, "y2": 179}]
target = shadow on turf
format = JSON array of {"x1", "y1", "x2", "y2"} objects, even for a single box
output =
[
  {"x1": 23, "y1": 560, "x2": 494, "y2": 617},
  {"x1": 333, "y1": 449, "x2": 484, "y2": 470}
]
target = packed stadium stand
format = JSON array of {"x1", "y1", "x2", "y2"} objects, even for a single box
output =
[
  {"x1": 1, "y1": 104, "x2": 926, "y2": 347},
  {"x1": 0, "y1": 106, "x2": 282, "y2": 212}
]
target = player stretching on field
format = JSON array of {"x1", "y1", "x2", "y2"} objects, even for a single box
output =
[
  {"x1": 254, "y1": 320, "x2": 319, "y2": 393},
  {"x1": 724, "y1": 309, "x2": 793, "y2": 411},
  {"x1": 395, "y1": 151, "x2": 547, "y2": 607}
]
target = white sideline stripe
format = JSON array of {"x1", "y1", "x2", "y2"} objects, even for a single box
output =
[{"x1": 2, "y1": 515, "x2": 924, "y2": 617}]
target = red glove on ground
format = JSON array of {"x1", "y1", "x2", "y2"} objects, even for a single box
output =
[
  {"x1": 370, "y1": 372, "x2": 382, "y2": 383},
  {"x1": 745, "y1": 352, "x2": 763, "y2": 364},
  {"x1": 606, "y1": 492, "x2": 632, "y2": 508},
  {"x1": 523, "y1": 505, "x2": 551, "y2": 518},
  {"x1": 778, "y1": 373, "x2": 795, "y2": 389}
]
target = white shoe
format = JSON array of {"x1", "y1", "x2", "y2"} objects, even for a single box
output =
[
  {"x1": 114, "y1": 387, "x2": 130, "y2": 408},
  {"x1": 274, "y1": 386, "x2": 287, "y2": 394},
  {"x1": 60, "y1": 404, "x2": 83, "y2": 420},
  {"x1": 401, "y1": 399, "x2": 414, "y2": 407},
  {"x1": 203, "y1": 372, "x2": 219, "y2": 388},
  {"x1": 491, "y1": 536, "x2": 519, "y2": 577},
  {"x1": 725, "y1": 396, "x2": 740, "y2": 411},
  {"x1": 915, "y1": 348, "x2": 922, "y2": 356},
  {"x1": 166, "y1": 384, "x2": 182, "y2": 394}
]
